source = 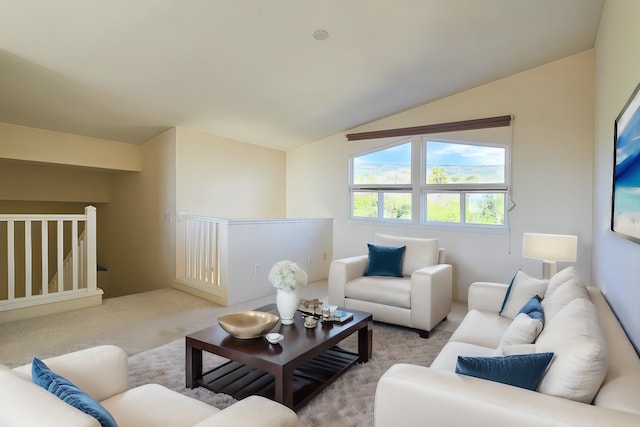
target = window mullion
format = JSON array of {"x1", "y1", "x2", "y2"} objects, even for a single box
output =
[{"x1": 412, "y1": 136, "x2": 421, "y2": 223}]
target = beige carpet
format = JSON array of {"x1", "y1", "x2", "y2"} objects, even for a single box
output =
[{"x1": 0, "y1": 282, "x2": 330, "y2": 368}]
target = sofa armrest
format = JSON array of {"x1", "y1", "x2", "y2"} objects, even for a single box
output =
[
  {"x1": 410, "y1": 264, "x2": 453, "y2": 331},
  {"x1": 375, "y1": 364, "x2": 640, "y2": 427},
  {"x1": 0, "y1": 365, "x2": 102, "y2": 427},
  {"x1": 328, "y1": 255, "x2": 368, "y2": 306},
  {"x1": 13, "y1": 345, "x2": 129, "y2": 402},
  {"x1": 194, "y1": 396, "x2": 298, "y2": 427},
  {"x1": 467, "y1": 281, "x2": 509, "y2": 312}
]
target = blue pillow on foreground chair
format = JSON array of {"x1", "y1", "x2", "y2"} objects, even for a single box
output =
[
  {"x1": 455, "y1": 352, "x2": 554, "y2": 391},
  {"x1": 32, "y1": 357, "x2": 118, "y2": 427}
]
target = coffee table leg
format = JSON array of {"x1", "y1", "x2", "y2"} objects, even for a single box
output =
[
  {"x1": 186, "y1": 340, "x2": 202, "y2": 389},
  {"x1": 357, "y1": 321, "x2": 372, "y2": 362},
  {"x1": 275, "y1": 366, "x2": 295, "y2": 409}
]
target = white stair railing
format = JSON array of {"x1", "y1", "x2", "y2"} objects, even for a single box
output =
[
  {"x1": 176, "y1": 214, "x2": 223, "y2": 299},
  {"x1": 0, "y1": 206, "x2": 100, "y2": 315},
  {"x1": 48, "y1": 229, "x2": 88, "y2": 293}
]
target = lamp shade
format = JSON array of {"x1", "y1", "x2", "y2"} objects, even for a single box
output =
[{"x1": 522, "y1": 233, "x2": 578, "y2": 262}]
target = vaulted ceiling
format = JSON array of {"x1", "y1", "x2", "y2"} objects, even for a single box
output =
[{"x1": 0, "y1": 1, "x2": 604, "y2": 150}]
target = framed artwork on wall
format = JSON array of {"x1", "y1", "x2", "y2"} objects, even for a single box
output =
[{"x1": 612, "y1": 81, "x2": 640, "y2": 243}]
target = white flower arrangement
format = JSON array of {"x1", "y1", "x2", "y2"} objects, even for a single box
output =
[{"x1": 268, "y1": 260, "x2": 308, "y2": 293}]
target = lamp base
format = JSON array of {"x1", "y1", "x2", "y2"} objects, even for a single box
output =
[{"x1": 542, "y1": 260, "x2": 557, "y2": 280}]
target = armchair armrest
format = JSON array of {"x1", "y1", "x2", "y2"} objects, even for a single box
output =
[
  {"x1": 410, "y1": 264, "x2": 453, "y2": 331},
  {"x1": 467, "y1": 281, "x2": 509, "y2": 313},
  {"x1": 375, "y1": 364, "x2": 640, "y2": 427},
  {"x1": 328, "y1": 255, "x2": 368, "y2": 306},
  {"x1": 194, "y1": 395, "x2": 298, "y2": 427},
  {"x1": 13, "y1": 345, "x2": 129, "y2": 402}
]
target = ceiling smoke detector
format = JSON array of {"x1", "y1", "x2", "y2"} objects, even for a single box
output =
[{"x1": 313, "y1": 29, "x2": 329, "y2": 41}]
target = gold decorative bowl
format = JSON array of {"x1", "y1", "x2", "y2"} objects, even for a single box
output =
[{"x1": 217, "y1": 311, "x2": 280, "y2": 339}]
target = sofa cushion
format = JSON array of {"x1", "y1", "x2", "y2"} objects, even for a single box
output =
[
  {"x1": 32, "y1": 357, "x2": 118, "y2": 427},
  {"x1": 431, "y1": 342, "x2": 502, "y2": 371},
  {"x1": 545, "y1": 266, "x2": 581, "y2": 298},
  {"x1": 455, "y1": 352, "x2": 554, "y2": 391},
  {"x1": 541, "y1": 278, "x2": 590, "y2": 322},
  {"x1": 1, "y1": 366, "x2": 102, "y2": 427},
  {"x1": 498, "y1": 313, "x2": 543, "y2": 347},
  {"x1": 589, "y1": 288, "x2": 640, "y2": 415},
  {"x1": 345, "y1": 276, "x2": 411, "y2": 308},
  {"x1": 499, "y1": 271, "x2": 548, "y2": 320},
  {"x1": 448, "y1": 309, "x2": 512, "y2": 348},
  {"x1": 500, "y1": 343, "x2": 537, "y2": 355},
  {"x1": 374, "y1": 234, "x2": 439, "y2": 276},
  {"x1": 101, "y1": 384, "x2": 219, "y2": 427},
  {"x1": 535, "y1": 298, "x2": 609, "y2": 403},
  {"x1": 14, "y1": 345, "x2": 129, "y2": 403},
  {"x1": 364, "y1": 243, "x2": 406, "y2": 277}
]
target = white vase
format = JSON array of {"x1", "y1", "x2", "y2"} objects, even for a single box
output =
[{"x1": 276, "y1": 288, "x2": 300, "y2": 325}]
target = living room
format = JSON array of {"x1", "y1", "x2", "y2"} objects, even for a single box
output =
[{"x1": 1, "y1": 0, "x2": 640, "y2": 425}]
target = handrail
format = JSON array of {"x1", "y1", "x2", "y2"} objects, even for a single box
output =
[{"x1": 0, "y1": 206, "x2": 99, "y2": 314}]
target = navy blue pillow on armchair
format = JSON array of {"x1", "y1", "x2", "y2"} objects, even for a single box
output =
[{"x1": 364, "y1": 243, "x2": 406, "y2": 277}]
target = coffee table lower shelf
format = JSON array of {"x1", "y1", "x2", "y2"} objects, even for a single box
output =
[{"x1": 196, "y1": 346, "x2": 359, "y2": 410}]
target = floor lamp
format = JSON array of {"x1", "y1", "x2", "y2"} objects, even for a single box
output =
[{"x1": 522, "y1": 233, "x2": 578, "y2": 279}]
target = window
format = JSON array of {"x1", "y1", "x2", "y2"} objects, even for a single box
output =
[
  {"x1": 350, "y1": 142, "x2": 412, "y2": 221},
  {"x1": 423, "y1": 140, "x2": 508, "y2": 226},
  {"x1": 349, "y1": 137, "x2": 510, "y2": 229}
]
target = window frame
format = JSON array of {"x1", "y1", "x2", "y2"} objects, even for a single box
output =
[
  {"x1": 421, "y1": 137, "x2": 510, "y2": 229},
  {"x1": 349, "y1": 140, "x2": 413, "y2": 223},
  {"x1": 348, "y1": 135, "x2": 511, "y2": 231}
]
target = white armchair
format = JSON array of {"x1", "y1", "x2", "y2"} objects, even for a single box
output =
[{"x1": 328, "y1": 234, "x2": 452, "y2": 338}]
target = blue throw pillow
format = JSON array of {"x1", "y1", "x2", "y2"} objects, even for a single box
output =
[
  {"x1": 32, "y1": 357, "x2": 118, "y2": 427},
  {"x1": 455, "y1": 352, "x2": 554, "y2": 391},
  {"x1": 364, "y1": 243, "x2": 406, "y2": 277},
  {"x1": 518, "y1": 295, "x2": 544, "y2": 324},
  {"x1": 499, "y1": 271, "x2": 518, "y2": 314}
]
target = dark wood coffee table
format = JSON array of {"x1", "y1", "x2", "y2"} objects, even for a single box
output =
[{"x1": 186, "y1": 304, "x2": 373, "y2": 410}]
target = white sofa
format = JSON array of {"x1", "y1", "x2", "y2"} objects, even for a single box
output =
[
  {"x1": 328, "y1": 234, "x2": 452, "y2": 338},
  {"x1": 374, "y1": 269, "x2": 640, "y2": 426},
  {"x1": 0, "y1": 345, "x2": 298, "y2": 427}
]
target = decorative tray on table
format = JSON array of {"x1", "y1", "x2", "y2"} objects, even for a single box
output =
[
  {"x1": 298, "y1": 299, "x2": 323, "y2": 317},
  {"x1": 297, "y1": 299, "x2": 353, "y2": 323}
]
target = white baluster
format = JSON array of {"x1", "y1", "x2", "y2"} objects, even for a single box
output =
[
  {"x1": 25, "y1": 220, "x2": 32, "y2": 297},
  {"x1": 42, "y1": 220, "x2": 48, "y2": 295},
  {"x1": 7, "y1": 220, "x2": 15, "y2": 301}
]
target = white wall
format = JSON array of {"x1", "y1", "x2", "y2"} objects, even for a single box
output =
[
  {"x1": 593, "y1": 0, "x2": 640, "y2": 349},
  {"x1": 0, "y1": 122, "x2": 141, "y2": 171},
  {"x1": 0, "y1": 161, "x2": 112, "y2": 203},
  {"x1": 224, "y1": 218, "x2": 332, "y2": 305},
  {"x1": 101, "y1": 129, "x2": 176, "y2": 297},
  {"x1": 288, "y1": 50, "x2": 595, "y2": 302},
  {"x1": 175, "y1": 126, "x2": 286, "y2": 219}
]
